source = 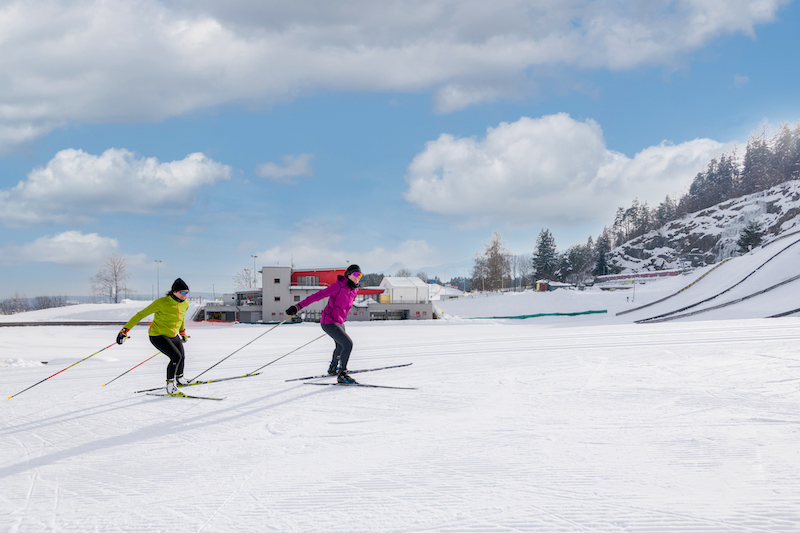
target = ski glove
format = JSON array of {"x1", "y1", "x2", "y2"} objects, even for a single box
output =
[
  {"x1": 116, "y1": 328, "x2": 130, "y2": 345},
  {"x1": 180, "y1": 330, "x2": 190, "y2": 343},
  {"x1": 285, "y1": 305, "x2": 299, "y2": 316}
]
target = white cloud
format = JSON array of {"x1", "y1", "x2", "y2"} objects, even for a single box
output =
[
  {"x1": 256, "y1": 153, "x2": 315, "y2": 183},
  {"x1": 403, "y1": 113, "x2": 728, "y2": 226},
  {"x1": 0, "y1": 0, "x2": 789, "y2": 151},
  {"x1": 0, "y1": 231, "x2": 119, "y2": 266},
  {"x1": 0, "y1": 148, "x2": 231, "y2": 227},
  {"x1": 256, "y1": 218, "x2": 442, "y2": 272},
  {"x1": 734, "y1": 74, "x2": 750, "y2": 87}
]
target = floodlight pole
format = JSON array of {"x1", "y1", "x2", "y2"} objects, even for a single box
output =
[{"x1": 155, "y1": 260, "x2": 162, "y2": 295}]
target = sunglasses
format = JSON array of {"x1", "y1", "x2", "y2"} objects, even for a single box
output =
[
  {"x1": 178, "y1": 290, "x2": 189, "y2": 295},
  {"x1": 350, "y1": 272, "x2": 362, "y2": 280}
]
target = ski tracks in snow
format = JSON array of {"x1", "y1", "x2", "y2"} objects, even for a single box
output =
[{"x1": 2, "y1": 320, "x2": 800, "y2": 531}]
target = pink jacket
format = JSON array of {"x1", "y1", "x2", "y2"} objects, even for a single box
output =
[{"x1": 298, "y1": 276, "x2": 358, "y2": 325}]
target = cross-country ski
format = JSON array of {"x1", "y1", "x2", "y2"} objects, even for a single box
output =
[
  {"x1": 133, "y1": 372, "x2": 261, "y2": 393},
  {"x1": 145, "y1": 392, "x2": 225, "y2": 401},
  {"x1": 304, "y1": 382, "x2": 418, "y2": 390},
  {"x1": 285, "y1": 362, "x2": 413, "y2": 381}
]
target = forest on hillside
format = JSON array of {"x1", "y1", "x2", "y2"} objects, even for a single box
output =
[{"x1": 466, "y1": 123, "x2": 800, "y2": 291}]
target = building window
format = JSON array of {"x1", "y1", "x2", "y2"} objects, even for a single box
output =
[
  {"x1": 274, "y1": 278, "x2": 280, "y2": 284},
  {"x1": 274, "y1": 297, "x2": 281, "y2": 302},
  {"x1": 294, "y1": 296, "x2": 300, "y2": 302}
]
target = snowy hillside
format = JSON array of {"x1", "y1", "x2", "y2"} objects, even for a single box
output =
[
  {"x1": 436, "y1": 232, "x2": 800, "y2": 324},
  {"x1": 608, "y1": 179, "x2": 800, "y2": 272}
]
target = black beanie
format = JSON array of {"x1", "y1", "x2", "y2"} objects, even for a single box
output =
[
  {"x1": 171, "y1": 278, "x2": 189, "y2": 292},
  {"x1": 344, "y1": 264, "x2": 361, "y2": 277}
]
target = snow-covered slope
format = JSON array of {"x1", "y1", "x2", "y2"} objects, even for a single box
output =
[
  {"x1": 609, "y1": 179, "x2": 800, "y2": 272},
  {"x1": 436, "y1": 232, "x2": 800, "y2": 324}
]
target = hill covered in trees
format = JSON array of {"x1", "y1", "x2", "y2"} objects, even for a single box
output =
[{"x1": 468, "y1": 123, "x2": 800, "y2": 290}]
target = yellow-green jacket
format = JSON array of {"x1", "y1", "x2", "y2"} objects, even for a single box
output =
[{"x1": 124, "y1": 296, "x2": 189, "y2": 337}]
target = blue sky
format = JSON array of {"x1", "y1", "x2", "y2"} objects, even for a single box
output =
[{"x1": 1, "y1": 0, "x2": 799, "y2": 299}]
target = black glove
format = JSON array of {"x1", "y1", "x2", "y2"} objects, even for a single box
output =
[
  {"x1": 116, "y1": 328, "x2": 129, "y2": 345},
  {"x1": 286, "y1": 305, "x2": 298, "y2": 316}
]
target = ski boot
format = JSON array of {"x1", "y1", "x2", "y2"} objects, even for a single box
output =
[
  {"x1": 337, "y1": 371, "x2": 358, "y2": 385},
  {"x1": 165, "y1": 380, "x2": 179, "y2": 395}
]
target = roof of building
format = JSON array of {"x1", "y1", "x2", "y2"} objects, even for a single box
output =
[{"x1": 379, "y1": 277, "x2": 428, "y2": 288}]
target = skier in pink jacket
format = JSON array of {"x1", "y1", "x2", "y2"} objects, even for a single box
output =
[{"x1": 286, "y1": 264, "x2": 362, "y2": 384}]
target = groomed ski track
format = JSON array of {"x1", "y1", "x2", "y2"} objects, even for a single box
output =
[
  {"x1": 617, "y1": 235, "x2": 800, "y2": 323},
  {"x1": 3, "y1": 318, "x2": 800, "y2": 532}
]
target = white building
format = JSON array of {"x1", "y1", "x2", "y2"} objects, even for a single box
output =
[{"x1": 379, "y1": 277, "x2": 429, "y2": 303}]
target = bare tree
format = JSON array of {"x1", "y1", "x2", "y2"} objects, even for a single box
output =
[
  {"x1": 474, "y1": 231, "x2": 509, "y2": 291},
  {"x1": 471, "y1": 254, "x2": 488, "y2": 292},
  {"x1": 90, "y1": 254, "x2": 130, "y2": 303},
  {"x1": 506, "y1": 254, "x2": 520, "y2": 291},
  {"x1": 0, "y1": 292, "x2": 31, "y2": 314},
  {"x1": 517, "y1": 253, "x2": 533, "y2": 289},
  {"x1": 233, "y1": 267, "x2": 255, "y2": 288},
  {"x1": 395, "y1": 267, "x2": 413, "y2": 277}
]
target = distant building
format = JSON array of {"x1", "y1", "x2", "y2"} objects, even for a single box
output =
[{"x1": 198, "y1": 266, "x2": 435, "y2": 323}]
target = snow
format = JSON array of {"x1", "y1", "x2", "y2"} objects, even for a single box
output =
[
  {"x1": 2, "y1": 241, "x2": 800, "y2": 532},
  {"x1": 608, "y1": 179, "x2": 800, "y2": 272}
]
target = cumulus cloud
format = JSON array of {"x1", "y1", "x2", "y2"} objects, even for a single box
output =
[
  {"x1": 0, "y1": 0, "x2": 789, "y2": 151},
  {"x1": 0, "y1": 231, "x2": 119, "y2": 266},
  {"x1": 256, "y1": 218, "x2": 442, "y2": 271},
  {"x1": 403, "y1": 113, "x2": 728, "y2": 226},
  {"x1": 256, "y1": 153, "x2": 315, "y2": 183},
  {"x1": 0, "y1": 148, "x2": 231, "y2": 227}
]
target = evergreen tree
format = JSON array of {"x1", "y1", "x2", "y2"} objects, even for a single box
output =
[
  {"x1": 593, "y1": 229, "x2": 612, "y2": 276},
  {"x1": 533, "y1": 228, "x2": 558, "y2": 280},
  {"x1": 740, "y1": 132, "x2": 772, "y2": 195},
  {"x1": 655, "y1": 195, "x2": 677, "y2": 226},
  {"x1": 737, "y1": 221, "x2": 764, "y2": 254}
]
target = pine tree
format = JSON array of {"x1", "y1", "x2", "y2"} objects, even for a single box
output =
[
  {"x1": 593, "y1": 229, "x2": 612, "y2": 276},
  {"x1": 740, "y1": 133, "x2": 772, "y2": 195},
  {"x1": 737, "y1": 221, "x2": 764, "y2": 254},
  {"x1": 533, "y1": 228, "x2": 558, "y2": 280}
]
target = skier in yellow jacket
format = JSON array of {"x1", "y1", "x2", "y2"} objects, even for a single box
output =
[{"x1": 117, "y1": 278, "x2": 191, "y2": 394}]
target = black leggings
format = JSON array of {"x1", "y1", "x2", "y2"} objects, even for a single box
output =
[
  {"x1": 320, "y1": 323, "x2": 353, "y2": 371},
  {"x1": 149, "y1": 335, "x2": 185, "y2": 380}
]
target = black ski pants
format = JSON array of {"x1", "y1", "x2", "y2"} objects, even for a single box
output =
[
  {"x1": 149, "y1": 335, "x2": 185, "y2": 380},
  {"x1": 320, "y1": 323, "x2": 353, "y2": 371}
]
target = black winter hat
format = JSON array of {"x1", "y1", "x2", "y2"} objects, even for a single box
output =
[
  {"x1": 344, "y1": 264, "x2": 362, "y2": 276},
  {"x1": 171, "y1": 278, "x2": 189, "y2": 292}
]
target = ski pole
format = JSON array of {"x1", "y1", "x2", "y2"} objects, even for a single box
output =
[
  {"x1": 189, "y1": 319, "x2": 288, "y2": 383},
  {"x1": 245, "y1": 333, "x2": 326, "y2": 375},
  {"x1": 101, "y1": 352, "x2": 160, "y2": 387},
  {"x1": 8, "y1": 342, "x2": 117, "y2": 400}
]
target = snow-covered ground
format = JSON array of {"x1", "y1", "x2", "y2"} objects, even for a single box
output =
[{"x1": 2, "y1": 242, "x2": 800, "y2": 532}]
